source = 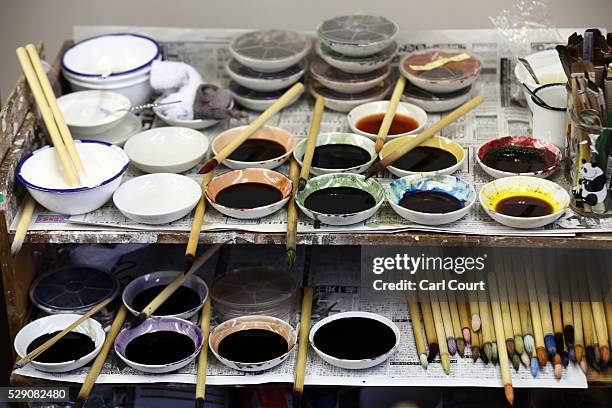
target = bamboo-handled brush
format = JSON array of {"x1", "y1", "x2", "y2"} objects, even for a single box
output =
[
  {"x1": 375, "y1": 75, "x2": 406, "y2": 152},
  {"x1": 293, "y1": 287, "x2": 314, "y2": 395},
  {"x1": 195, "y1": 298, "x2": 212, "y2": 408},
  {"x1": 286, "y1": 159, "x2": 301, "y2": 267}
]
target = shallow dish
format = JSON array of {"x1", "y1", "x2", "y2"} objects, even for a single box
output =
[
  {"x1": 293, "y1": 132, "x2": 376, "y2": 175},
  {"x1": 206, "y1": 168, "x2": 292, "y2": 219},
  {"x1": 212, "y1": 125, "x2": 295, "y2": 170},
  {"x1": 16, "y1": 140, "x2": 130, "y2": 215},
  {"x1": 295, "y1": 173, "x2": 385, "y2": 226},
  {"x1": 209, "y1": 315, "x2": 297, "y2": 372},
  {"x1": 113, "y1": 173, "x2": 201, "y2": 224},
  {"x1": 114, "y1": 316, "x2": 203, "y2": 374},
  {"x1": 401, "y1": 83, "x2": 473, "y2": 113},
  {"x1": 230, "y1": 81, "x2": 303, "y2": 112},
  {"x1": 479, "y1": 176, "x2": 570, "y2": 229},
  {"x1": 226, "y1": 59, "x2": 305, "y2": 92},
  {"x1": 379, "y1": 135, "x2": 465, "y2": 177},
  {"x1": 73, "y1": 112, "x2": 141, "y2": 146},
  {"x1": 57, "y1": 90, "x2": 131, "y2": 136},
  {"x1": 123, "y1": 271, "x2": 208, "y2": 320},
  {"x1": 309, "y1": 311, "x2": 400, "y2": 369},
  {"x1": 155, "y1": 99, "x2": 234, "y2": 130},
  {"x1": 317, "y1": 15, "x2": 398, "y2": 57},
  {"x1": 229, "y1": 30, "x2": 310, "y2": 72},
  {"x1": 476, "y1": 135, "x2": 561, "y2": 179},
  {"x1": 14, "y1": 314, "x2": 105, "y2": 373},
  {"x1": 124, "y1": 127, "x2": 209, "y2": 173},
  {"x1": 309, "y1": 59, "x2": 390, "y2": 93},
  {"x1": 387, "y1": 174, "x2": 476, "y2": 225},
  {"x1": 66, "y1": 73, "x2": 153, "y2": 106},
  {"x1": 514, "y1": 49, "x2": 567, "y2": 110},
  {"x1": 400, "y1": 48, "x2": 482, "y2": 93},
  {"x1": 316, "y1": 41, "x2": 396, "y2": 74},
  {"x1": 309, "y1": 79, "x2": 390, "y2": 113},
  {"x1": 347, "y1": 101, "x2": 427, "y2": 139}
]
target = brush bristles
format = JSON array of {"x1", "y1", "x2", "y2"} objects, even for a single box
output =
[
  {"x1": 506, "y1": 339, "x2": 515, "y2": 356},
  {"x1": 511, "y1": 353, "x2": 521, "y2": 371},
  {"x1": 447, "y1": 338, "x2": 457, "y2": 356},
  {"x1": 520, "y1": 351, "x2": 530, "y2": 367},
  {"x1": 483, "y1": 343, "x2": 493, "y2": 363},
  {"x1": 580, "y1": 357, "x2": 589, "y2": 374},
  {"x1": 427, "y1": 343, "x2": 439, "y2": 363},
  {"x1": 553, "y1": 354, "x2": 563, "y2": 379},
  {"x1": 491, "y1": 342, "x2": 498, "y2": 365},
  {"x1": 544, "y1": 334, "x2": 557, "y2": 356},
  {"x1": 504, "y1": 384, "x2": 514, "y2": 406},
  {"x1": 523, "y1": 334, "x2": 534, "y2": 355},
  {"x1": 554, "y1": 333, "x2": 564, "y2": 356},
  {"x1": 462, "y1": 327, "x2": 471, "y2": 344},
  {"x1": 569, "y1": 346, "x2": 576, "y2": 362},
  {"x1": 456, "y1": 338, "x2": 465, "y2": 357},
  {"x1": 530, "y1": 356, "x2": 539, "y2": 378},
  {"x1": 419, "y1": 353, "x2": 428, "y2": 369},
  {"x1": 575, "y1": 345, "x2": 584, "y2": 363},
  {"x1": 514, "y1": 335, "x2": 524, "y2": 355},
  {"x1": 536, "y1": 347, "x2": 548, "y2": 367},
  {"x1": 472, "y1": 345, "x2": 480, "y2": 362},
  {"x1": 471, "y1": 314, "x2": 481, "y2": 332},
  {"x1": 600, "y1": 345, "x2": 610, "y2": 366},
  {"x1": 561, "y1": 351, "x2": 569, "y2": 367},
  {"x1": 563, "y1": 325, "x2": 575, "y2": 346},
  {"x1": 586, "y1": 345, "x2": 596, "y2": 367}
]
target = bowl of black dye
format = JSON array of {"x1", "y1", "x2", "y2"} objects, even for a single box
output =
[
  {"x1": 209, "y1": 315, "x2": 297, "y2": 372},
  {"x1": 122, "y1": 271, "x2": 208, "y2": 320},
  {"x1": 14, "y1": 314, "x2": 105, "y2": 372},
  {"x1": 114, "y1": 316, "x2": 203, "y2": 373},
  {"x1": 309, "y1": 311, "x2": 400, "y2": 369}
]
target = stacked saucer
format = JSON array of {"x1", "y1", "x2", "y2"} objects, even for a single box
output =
[
  {"x1": 311, "y1": 14, "x2": 398, "y2": 112},
  {"x1": 227, "y1": 30, "x2": 310, "y2": 111}
]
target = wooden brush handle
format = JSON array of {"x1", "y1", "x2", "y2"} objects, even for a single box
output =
[
  {"x1": 10, "y1": 195, "x2": 36, "y2": 256},
  {"x1": 185, "y1": 172, "x2": 214, "y2": 260},
  {"x1": 375, "y1": 76, "x2": 406, "y2": 152},
  {"x1": 299, "y1": 96, "x2": 325, "y2": 189},
  {"x1": 195, "y1": 298, "x2": 212, "y2": 402},
  {"x1": 286, "y1": 159, "x2": 300, "y2": 265},
  {"x1": 293, "y1": 287, "x2": 314, "y2": 394}
]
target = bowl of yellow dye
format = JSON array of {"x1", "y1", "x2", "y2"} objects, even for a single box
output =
[{"x1": 479, "y1": 176, "x2": 569, "y2": 229}]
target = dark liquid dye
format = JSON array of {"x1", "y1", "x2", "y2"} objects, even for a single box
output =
[
  {"x1": 27, "y1": 331, "x2": 95, "y2": 363},
  {"x1": 399, "y1": 191, "x2": 464, "y2": 214},
  {"x1": 132, "y1": 285, "x2": 200, "y2": 316},
  {"x1": 215, "y1": 183, "x2": 283, "y2": 209},
  {"x1": 495, "y1": 196, "x2": 553, "y2": 217},
  {"x1": 313, "y1": 317, "x2": 397, "y2": 360},
  {"x1": 304, "y1": 187, "x2": 376, "y2": 214},
  {"x1": 356, "y1": 113, "x2": 420, "y2": 135},
  {"x1": 311, "y1": 144, "x2": 371, "y2": 169},
  {"x1": 125, "y1": 331, "x2": 195, "y2": 365},
  {"x1": 218, "y1": 329, "x2": 289, "y2": 363},
  {"x1": 227, "y1": 139, "x2": 286, "y2": 162},
  {"x1": 481, "y1": 145, "x2": 552, "y2": 173},
  {"x1": 393, "y1": 146, "x2": 457, "y2": 172}
]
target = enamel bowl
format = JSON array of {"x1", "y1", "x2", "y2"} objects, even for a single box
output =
[
  {"x1": 226, "y1": 59, "x2": 305, "y2": 92},
  {"x1": 124, "y1": 127, "x2": 209, "y2": 173},
  {"x1": 14, "y1": 314, "x2": 105, "y2": 373},
  {"x1": 230, "y1": 81, "x2": 304, "y2": 112},
  {"x1": 379, "y1": 135, "x2": 465, "y2": 177},
  {"x1": 57, "y1": 90, "x2": 131, "y2": 136},
  {"x1": 65, "y1": 73, "x2": 153, "y2": 106},
  {"x1": 209, "y1": 315, "x2": 297, "y2": 372},
  {"x1": 113, "y1": 173, "x2": 201, "y2": 224},
  {"x1": 315, "y1": 41, "x2": 397, "y2": 74},
  {"x1": 154, "y1": 99, "x2": 234, "y2": 130},
  {"x1": 309, "y1": 79, "x2": 390, "y2": 113},
  {"x1": 293, "y1": 132, "x2": 376, "y2": 175},
  {"x1": 296, "y1": 173, "x2": 385, "y2": 226},
  {"x1": 206, "y1": 168, "x2": 292, "y2": 219},
  {"x1": 479, "y1": 176, "x2": 570, "y2": 229},
  {"x1": 476, "y1": 135, "x2": 561, "y2": 179},
  {"x1": 212, "y1": 125, "x2": 295, "y2": 170},
  {"x1": 514, "y1": 49, "x2": 568, "y2": 110},
  {"x1": 73, "y1": 112, "x2": 141, "y2": 146},
  {"x1": 387, "y1": 174, "x2": 476, "y2": 225},
  {"x1": 16, "y1": 140, "x2": 130, "y2": 215},
  {"x1": 309, "y1": 311, "x2": 400, "y2": 369},
  {"x1": 309, "y1": 58, "x2": 390, "y2": 94},
  {"x1": 114, "y1": 316, "x2": 203, "y2": 374},
  {"x1": 122, "y1": 271, "x2": 209, "y2": 320},
  {"x1": 317, "y1": 15, "x2": 399, "y2": 57},
  {"x1": 347, "y1": 101, "x2": 428, "y2": 139}
]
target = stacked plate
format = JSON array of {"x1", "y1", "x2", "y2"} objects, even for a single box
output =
[
  {"x1": 227, "y1": 30, "x2": 310, "y2": 111},
  {"x1": 61, "y1": 33, "x2": 161, "y2": 105},
  {"x1": 312, "y1": 14, "x2": 398, "y2": 112}
]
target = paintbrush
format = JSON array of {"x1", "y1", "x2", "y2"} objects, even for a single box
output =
[{"x1": 420, "y1": 300, "x2": 440, "y2": 364}]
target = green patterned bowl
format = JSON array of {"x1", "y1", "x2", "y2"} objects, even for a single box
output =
[{"x1": 296, "y1": 173, "x2": 385, "y2": 226}]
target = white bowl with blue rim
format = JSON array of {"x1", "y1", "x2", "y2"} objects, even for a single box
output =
[
  {"x1": 387, "y1": 174, "x2": 477, "y2": 225},
  {"x1": 16, "y1": 140, "x2": 130, "y2": 215}
]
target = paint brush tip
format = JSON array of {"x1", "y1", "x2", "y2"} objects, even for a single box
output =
[
  {"x1": 511, "y1": 353, "x2": 521, "y2": 371},
  {"x1": 419, "y1": 353, "x2": 428, "y2": 369},
  {"x1": 472, "y1": 345, "x2": 480, "y2": 362},
  {"x1": 536, "y1": 347, "x2": 548, "y2": 367},
  {"x1": 563, "y1": 325, "x2": 575, "y2": 346},
  {"x1": 580, "y1": 357, "x2": 589, "y2": 374},
  {"x1": 129, "y1": 313, "x2": 147, "y2": 330},
  {"x1": 600, "y1": 346, "x2": 610, "y2": 366},
  {"x1": 456, "y1": 338, "x2": 465, "y2": 357},
  {"x1": 523, "y1": 334, "x2": 534, "y2": 355},
  {"x1": 462, "y1": 327, "x2": 471, "y2": 343},
  {"x1": 504, "y1": 384, "x2": 514, "y2": 406},
  {"x1": 544, "y1": 334, "x2": 557, "y2": 356},
  {"x1": 447, "y1": 338, "x2": 457, "y2": 356},
  {"x1": 427, "y1": 343, "x2": 439, "y2": 363},
  {"x1": 514, "y1": 335, "x2": 524, "y2": 355},
  {"x1": 553, "y1": 354, "x2": 563, "y2": 379},
  {"x1": 285, "y1": 248, "x2": 296, "y2": 268},
  {"x1": 575, "y1": 345, "x2": 584, "y2": 362},
  {"x1": 195, "y1": 398, "x2": 205, "y2": 408},
  {"x1": 506, "y1": 339, "x2": 515, "y2": 355},
  {"x1": 483, "y1": 343, "x2": 493, "y2": 361},
  {"x1": 471, "y1": 315, "x2": 481, "y2": 332},
  {"x1": 530, "y1": 356, "x2": 539, "y2": 378},
  {"x1": 520, "y1": 351, "x2": 530, "y2": 367}
]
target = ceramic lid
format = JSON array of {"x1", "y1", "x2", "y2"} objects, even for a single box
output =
[
  {"x1": 310, "y1": 59, "x2": 390, "y2": 83},
  {"x1": 229, "y1": 81, "x2": 298, "y2": 100},
  {"x1": 317, "y1": 15, "x2": 398, "y2": 46},
  {"x1": 229, "y1": 30, "x2": 310, "y2": 62},
  {"x1": 317, "y1": 41, "x2": 397, "y2": 63},
  {"x1": 312, "y1": 78, "x2": 390, "y2": 101},
  {"x1": 227, "y1": 58, "x2": 305, "y2": 80},
  {"x1": 401, "y1": 48, "x2": 482, "y2": 82}
]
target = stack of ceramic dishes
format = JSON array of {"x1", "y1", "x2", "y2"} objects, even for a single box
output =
[
  {"x1": 399, "y1": 48, "x2": 481, "y2": 113},
  {"x1": 312, "y1": 14, "x2": 398, "y2": 112},
  {"x1": 61, "y1": 33, "x2": 161, "y2": 105},
  {"x1": 227, "y1": 30, "x2": 310, "y2": 111}
]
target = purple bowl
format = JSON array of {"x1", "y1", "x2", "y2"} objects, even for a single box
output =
[
  {"x1": 114, "y1": 316, "x2": 203, "y2": 373},
  {"x1": 122, "y1": 271, "x2": 208, "y2": 319}
]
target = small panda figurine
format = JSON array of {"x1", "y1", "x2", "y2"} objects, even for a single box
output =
[{"x1": 572, "y1": 159, "x2": 607, "y2": 206}]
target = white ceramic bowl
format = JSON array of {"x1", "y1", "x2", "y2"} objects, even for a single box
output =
[
  {"x1": 124, "y1": 127, "x2": 209, "y2": 173},
  {"x1": 73, "y1": 112, "x2": 141, "y2": 146},
  {"x1": 293, "y1": 132, "x2": 376, "y2": 175},
  {"x1": 14, "y1": 314, "x2": 105, "y2": 373},
  {"x1": 209, "y1": 315, "x2": 297, "y2": 372},
  {"x1": 16, "y1": 140, "x2": 130, "y2": 215},
  {"x1": 309, "y1": 311, "x2": 400, "y2": 369},
  {"x1": 113, "y1": 173, "x2": 201, "y2": 224},
  {"x1": 205, "y1": 169, "x2": 292, "y2": 219},
  {"x1": 229, "y1": 82, "x2": 304, "y2": 112},
  {"x1": 514, "y1": 49, "x2": 567, "y2": 110},
  {"x1": 379, "y1": 135, "x2": 466, "y2": 177},
  {"x1": 62, "y1": 33, "x2": 160, "y2": 80},
  {"x1": 211, "y1": 125, "x2": 295, "y2": 170},
  {"x1": 66, "y1": 73, "x2": 153, "y2": 106},
  {"x1": 401, "y1": 84, "x2": 473, "y2": 113},
  {"x1": 479, "y1": 176, "x2": 570, "y2": 229},
  {"x1": 315, "y1": 41, "x2": 397, "y2": 75},
  {"x1": 309, "y1": 58, "x2": 390, "y2": 94},
  {"x1": 309, "y1": 80, "x2": 390, "y2": 113},
  {"x1": 317, "y1": 15, "x2": 399, "y2": 57},
  {"x1": 57, "y1": 90, "x2": 131, "y2": 136},
  {"x1": 226, "y1": 59, "x2": 305, "y2": 92},
  {"x1": 387, "y1": 174, "x2": 476, "y2": 225},
  {"x1": 347, "y1": 101, "x2": 427, "y2": 139},
  {"x1": 154, "y1": 100, "x2": 234, "y2": 130}
]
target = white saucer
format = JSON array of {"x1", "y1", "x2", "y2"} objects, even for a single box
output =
[{"x1": 74, "y1": 112, "x2": 141, "y2": 146}]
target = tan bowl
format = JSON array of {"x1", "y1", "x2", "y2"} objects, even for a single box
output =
[{"x1": 211, "y1": 125, "x2": 296, "y2": 170}]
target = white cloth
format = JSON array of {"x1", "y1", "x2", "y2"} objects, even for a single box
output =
[{"x1": 149, "y1": 60, "x2": 203, "y2": 120}]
